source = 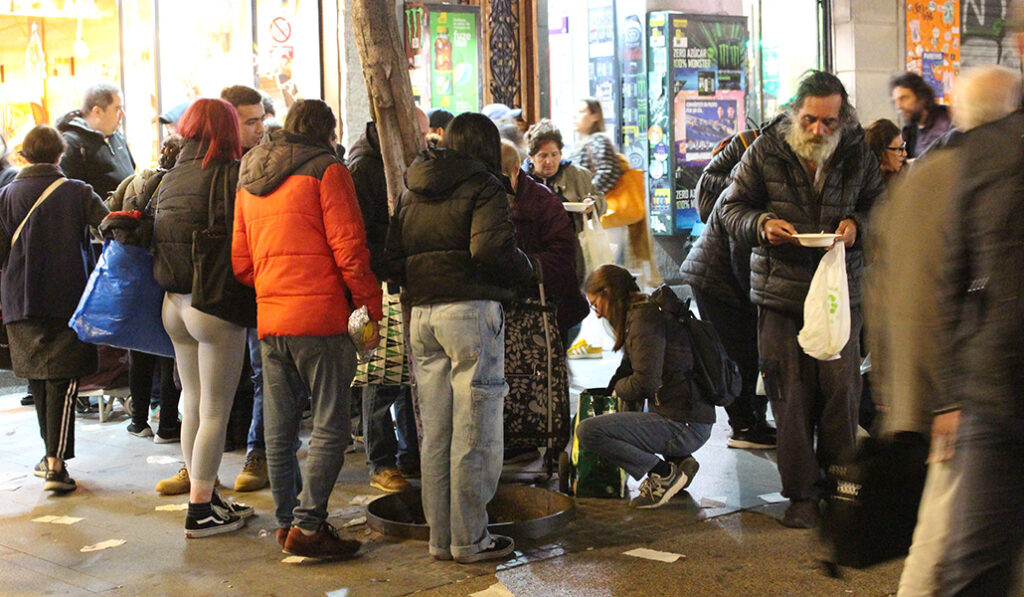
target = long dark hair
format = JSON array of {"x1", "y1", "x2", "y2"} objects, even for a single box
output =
[
  {"x1": 584, "y1": 264, "x2": 645, "y2": 351},
  {"x1": 864, "y1": 119, "x2": 901, "y2": 166},
  {"x1": 444, "y1": 112, "x2": 502, "y2": 172}
]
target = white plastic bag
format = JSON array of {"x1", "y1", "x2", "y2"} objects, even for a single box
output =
[
  {"x1": 579, "y1": 209, "x2": 614, "y2": 274},
  {"x1": 797, "y1": 242, "x2": 851, "y2": 361}
]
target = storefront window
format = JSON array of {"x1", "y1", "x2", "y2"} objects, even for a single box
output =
[
  {"x1": 1, "y1": 0, "x2": 121, "y2": 156},
  {"x1": 120, "y1": 0, "x2": 157, "y2": 167},
  {"x1": 254, "y1": 0, "x2": 321, "y2": 116}
]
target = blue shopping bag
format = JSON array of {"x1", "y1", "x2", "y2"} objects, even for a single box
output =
[{"x1": 69, "y1": 240, "x2": 175, "y2": 358}]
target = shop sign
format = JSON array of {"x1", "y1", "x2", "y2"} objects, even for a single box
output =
[{"x1": 270, "y1": 17, "x2": 292, "y2": 44}]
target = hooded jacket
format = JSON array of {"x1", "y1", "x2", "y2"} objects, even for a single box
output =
[
  {"x1": 719, "y1": 114, "x2": 884, "y2": 314},
  {"x1": 152, "y1": 139, "x2": 238, "y2": 293},
  {"x1": 510, "y1": 169, "x2": 589, "y2": 336},
  {"x1": 56, "y1": 110, "x2": 136, "y2": 199},
  {"x1": 609, "y1": 286, "x2": 716, "y2": 424},
  {"x1": 385, "y1": 148, "x2": 533, "y2": 306},
  {"x1": 233, "y1": 130, "x2": 382, "y2": 339},
  {"x1": 346, "y1": 122, "x2": 390, "y2": 278}
]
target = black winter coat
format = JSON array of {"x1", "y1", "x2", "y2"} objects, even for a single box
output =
[
  {"x1": 0, "y1": 164, "x2": 107, "y2": 323},
  {"x1": 385, "y1": 148, "x2": 533, "y2": 306},
  {"x1": 56, "y1": 111, "x2": 136, "y2": 199},
  {"x1": 936, "y1": 111, "x2": 1024, "y2": 418},
  {"x1": 610, "y1": 287, "x2": 716, "y2": 424},
  {"x1": 719, "y1": 115, "x2": 883, "y2": 314},
  {"x1": 347, "y1": 122, "x2": 390, "y2": 279},
  {"x1": 679, "y1": 132, "x2": 756, "y2": 308},
  {"x1": 153, "y1": 139, "x2": 240, "y2": 293}
]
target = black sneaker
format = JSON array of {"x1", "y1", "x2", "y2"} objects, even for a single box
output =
[
  {"x1": 20, "y1": 395, "x2": 34, "y2": 406},
  {"x1": 185, "y1": 503, "x2": 245, "y2": 538},
  {"x1": 127, "y1": 422, "x2": 154, "y2": 438},
  {"x1": 212, "y1": 490, "x2": 255, "y2": 519},
  {"x1": 44, "y1": 466, "x2": 77, "y2": 492},
  {"x1": 728, "y1": 427, "x2": 776, "y2": 450},
  {"x1": 454, "y1": 534, "x2": 516, "y2": 564},
  {"x1": 780, "y1": 499, "x2": 821, "y2": 529},
  {"x1": 33, "y1": 457, "x2": 48, "y2": 478},
  {"x1": 154, "y1": 426, "x2": 181, "y2": 444},
  {"x1": 629, "y1": 457, "x2": 699, "y2": 509}
]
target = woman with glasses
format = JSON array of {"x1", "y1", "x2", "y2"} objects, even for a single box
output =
[
  {"x1": 575, "y1": 265, "x2": 714, "y2": 509},
  {"x1": 865, "y1": 119, "x2": 906, "y2": 186}
]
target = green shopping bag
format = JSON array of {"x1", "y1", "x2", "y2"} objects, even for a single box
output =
[{"x1": 571, "y1": 388, "x2": 626, "y2": 498}]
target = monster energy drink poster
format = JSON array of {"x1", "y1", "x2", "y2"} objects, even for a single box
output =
[
  {"x1": 649, "y1": 12, "x2": 747, "y2": 235},
  {"x1": 430, "y1": 10, "x2": 480, "y2": 113}
]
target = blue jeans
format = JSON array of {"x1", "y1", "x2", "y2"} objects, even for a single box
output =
[
  {"x1": 362, "y1": 384, "x2": 420, "y2": 473},
  {"x1": 410, "y1": 301, "x2": 506, "y2": 560},
  {"x1": 247, "y1": 328, "x2": 307, "y2": 455},
  {"x1": 262, "y1": 334, "x2": 356, "y2": 531},
  {"x1": 938, "y1": 412, "x2": 1024, "y2": 596},
  {"x1": 576, "y1": 411, "x2": 712, "y2": 480}
]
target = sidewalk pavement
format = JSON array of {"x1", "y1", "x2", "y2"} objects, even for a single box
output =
[{"x1": 0, "y1": 313, "x2": 903, "y2": 596}]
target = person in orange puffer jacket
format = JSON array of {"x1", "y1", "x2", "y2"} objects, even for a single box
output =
[{"x1": 232, "y1": 99, "x2": 382, "y2": 560}]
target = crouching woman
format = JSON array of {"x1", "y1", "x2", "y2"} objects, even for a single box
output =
[{"x1": 576, "y1": 265, "x2": 714, "y2": 509}]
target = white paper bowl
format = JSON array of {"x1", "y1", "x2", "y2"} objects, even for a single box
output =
[{"x1": 793, "y1": 233, "x2": 841, "y2": 248}]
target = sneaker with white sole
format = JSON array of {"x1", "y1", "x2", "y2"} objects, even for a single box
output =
[
  {"x1": 184, "y1": 503, "x2": 245, "y2": 538},
  {"x1": 33, "y1": 457, "x2": 48, "y2": 478},
  {"x1": 454, "y1": 535, "x2": 516, "y2": 564},
  {"x1": 44, "y1": 466, "x2": 77, "y2": 492},
  {"x1": 212, "y1": 490, "x2": 255, "y2": 519},
  {"x1": 127, "y1": 422, "x2": 154, "y2": 438},
  {"x1": 567, "y1": 339, "x2": 602, "y2": 359},
  {"x1": 629, "y1": 457, "x2": 699, "y2": 509}
]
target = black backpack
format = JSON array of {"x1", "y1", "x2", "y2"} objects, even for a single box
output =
[
  {"x1": 680, "y1": 299, "x2": 741, "y2": 407},
  {"x1": 650, "y1": 286, "x2": 741, "y2": 407}
]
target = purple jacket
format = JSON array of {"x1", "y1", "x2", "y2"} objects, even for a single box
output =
[{"x1": 510, "y1": 170, "x2": 589, "y2": 337}]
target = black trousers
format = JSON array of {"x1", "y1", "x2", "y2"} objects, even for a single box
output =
[
  {"x1": 692, "y1": 288, "x2": 766, "y2": 431},
  {"x1": 128, "y1": 351, "x2": 180, "y2": 432},
  {"x1": 29, "y1": 378, "x2": 78, "y2": 460},
  {"x1": 757, "y1": 307, "x2": 862, "y2": 501}
]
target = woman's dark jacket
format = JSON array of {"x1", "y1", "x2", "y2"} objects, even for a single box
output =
[
  {"x1": 0, "y1": 164, "x2": 108, "y2": 323},
  {"x1": 678, "y1": 132, "x2": 756, "y2": 308},
  {"x1": 153, "y1": 139, "x2": 240, "y2": 293},
  {"x1": 385, "y1": 148, "x2": 532, "y2": 306},
  {"x1": 610, "y1": 287, "x2": 715, "y2": 425},
  {"x1": 347, "y1": 121, "x2": 390, "y2": 278},
  {"x1": 719, "y1": 115, "x2": 884, "y2": 314},
  {"x1": 56, "y1": 110, "x2": 136, "y2": 199},
  {"x1": 510, "y1": 169, "x2": 588, "y2": 336}
]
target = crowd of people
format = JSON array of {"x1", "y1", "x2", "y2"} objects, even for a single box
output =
[{"x1": 2, "y1": 15, "x2": 1024, "y2": 591}]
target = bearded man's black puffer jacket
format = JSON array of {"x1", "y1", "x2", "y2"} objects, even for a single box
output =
[
  {"x1": 719, "y1": 114, "x2": 885, "y2": 314},
  {"x1": 385, "y1": 148, "x2": 532, "y2": 306}
]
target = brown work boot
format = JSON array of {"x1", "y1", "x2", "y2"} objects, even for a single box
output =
[
  {"x1": 234, "y1": 451, "x2": 269, "y2": 492},
  {"x1": 369, "y1": 468, "x2": 411, "y2": 493},
  {"x1": 283, "y1": 523, "x2": 361, "y2": 560},
  {"x1": 155, "y1": 466, "x2": 190, "y2": 495}
]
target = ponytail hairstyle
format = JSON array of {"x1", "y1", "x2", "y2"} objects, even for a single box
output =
[{"x1": 584, "y1": 264, "x2": 645, "y2": 351}]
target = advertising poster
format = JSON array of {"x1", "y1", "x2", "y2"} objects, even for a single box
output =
[
  {"x1": 905, "y1": 0, "x2": 959, "y2": 103},
  {"x1": 619, "y1": 3, "x2": 647, "y2": 171},
  {"x1": 588, "y1": 0, "x2": 618, "y2": 134},
  {"x1": 647, "y1": 12, "x2": 673, "y2": 236},
  {"x1": 669, "y1": 15, "x2": 747, "y2": 231},
  {"x1": 429, "y1": 10, "x2": 479, "y2": 113}
]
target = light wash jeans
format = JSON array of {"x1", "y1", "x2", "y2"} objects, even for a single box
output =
[
  {"x1": 410, "y1": 301, "x2": 507, "y2": 560},
  {"x1": 576, "y1": 411, "x2": 712, "y2": 480},
  {"x1": 261, "y1": 334, "x2": 356, "y2": 532}
]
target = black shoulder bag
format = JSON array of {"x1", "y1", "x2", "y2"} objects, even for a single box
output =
[{"x1": 190, "y1": 164, "x2": 257, "y2": 328}]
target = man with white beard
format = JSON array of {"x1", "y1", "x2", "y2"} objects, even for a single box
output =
[{"x1": 720, "y1": 71, "x2": 885, "y2": 528}]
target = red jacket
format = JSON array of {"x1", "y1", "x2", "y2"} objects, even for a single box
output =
[{"x1": 233, "y1": 132, "x2": 382, "y2": 339}]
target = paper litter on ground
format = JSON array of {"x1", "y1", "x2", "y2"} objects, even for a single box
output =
[
  {"x1": 341, "y1": 516, "x2": 366, "y2": 528},
  {"x1": 758, "y1": 492, "x2": 787, "y2": 503},
  {"x1": 33, "y1": 515, "x2": 83, "y2": 525},
  {"x1": 155, "y1": 503, "x2": 188, "y2": 511},
  {"x1": 0, "y1": 483, "x2": 22, "y2": 491},
  {"x1": 325, "y1": 589, "x2": 349, "y2": 597},
  {"x1": 623, "y1": 547, "x2": 684, "y2": 563},
  {"x1": 349, "y1": 494, "x2": 379, "y2": 506},
  {"x1": 81, "y1": 539, "x2": 126, "y2": 552},
  {"x1": 146, "y1": 455, "x2": 181, "y2": 465},
  {"x1": 283, "y1": 555, "x2": 309, "y2": 564},
  {"x1": 700, "y1": 496, "x2": 728, "y2": 509},
  {"x1": 469, "y1": 582, "x2": 516, "y2": 597}
]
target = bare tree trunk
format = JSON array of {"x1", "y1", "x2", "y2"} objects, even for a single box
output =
[{"x1": 351, "y1": 0, "x2": 423, "y2": 216}]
